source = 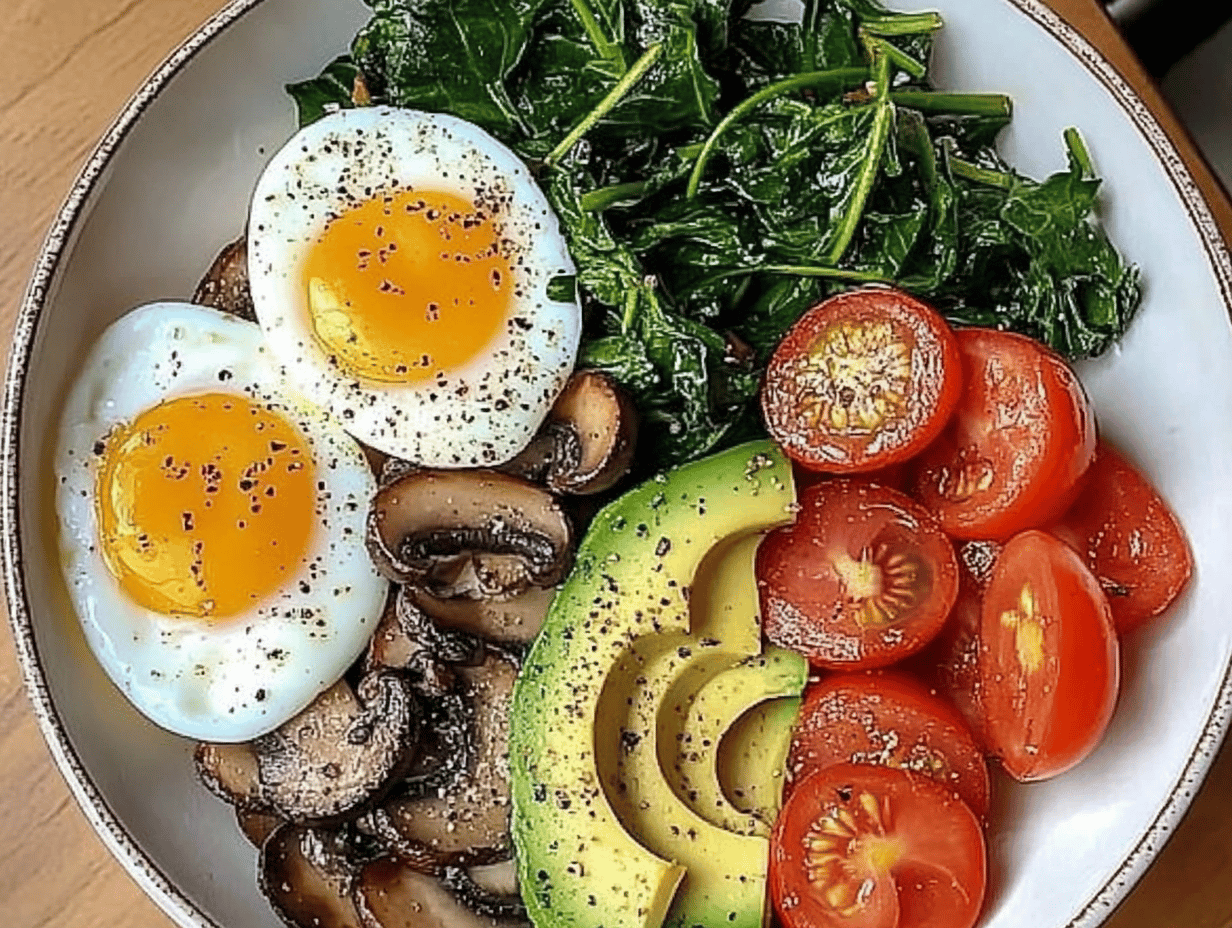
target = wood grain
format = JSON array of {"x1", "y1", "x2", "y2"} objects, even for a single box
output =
[{"x1": 1, "y1": 2, "x2": 1230, "y2": 927}]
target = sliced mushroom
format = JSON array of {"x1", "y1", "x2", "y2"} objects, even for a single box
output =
[
  {"x1": 238, "y1": 807, "x2": 284, "y2": 849},
  {"x1": 546, "y1": 370, "x2": 638, "y2": 494},
  {"x1": 193, "y1": 236, "x2": 256, "y2": 321},
  {"x1": 364, "y1": 586, "x2": 481, "y2": 679},
  {"x1": 261, "y1": 823, "x2": 364, "y2": 928},
  {"x1": 408, "y1": 584, "x2": 555, "y2": 646},
  {"x1": 375, "y1": 652, "x2": 517, "y2": 864},
  {"x1": 355, "y1": 857, "x2": 522, "y2": 928},
  {"x1": 194, "y1": 740, "x2": 263, "y2": 808},
  {"x1": 465, "y1": 858, "x2": 520, "y2": 899},
  {"x1": 255, "y1": 672, "x2": 421, "y2": 822},
  {"x1": 367, "y1": 470, "x2": 573, "y2": 599},
  {"x1": 442, "y1": 864, "x2": 527, "y2": 922},
  {"x1": 500, "y1": 371, "x2": 637, "y2": 495}
]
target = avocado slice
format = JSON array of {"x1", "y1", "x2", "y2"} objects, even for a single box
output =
[
  {"x1": 668, "y1": 649, "x2": 805, "y2": 838},
  {"x1": 509, "y1": 441, "x2": 796, "y2": 928}
]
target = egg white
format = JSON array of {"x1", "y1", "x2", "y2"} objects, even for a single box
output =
[
  {"x1": 54, "y1": 302, "x2": 387, "y2": 742},
  {"x1": 247, "y1": 105, "x2": 581, "y2": 467}
]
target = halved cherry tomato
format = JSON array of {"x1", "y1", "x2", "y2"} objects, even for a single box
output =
[
  {"x1": 786, "y1": 670, "x2": 990, "y2": 817},
  {"x1": 770, "y1": 763, "x2": 986, "y2": 928},
  {"x1": 1050, "y1": 439, "x2": 1193, "y2": 634},
  {"x1": 910, "y1": 558, "x2": 992, "y2": 754},
  {"x1": 757, "y1": 480, "x2": 958, "y2": 670},
  {"x1": 979, "y1": 530, "x2": 1119, "y2": 781},
  {"x1": 912, "y1": 328, "x2": 1096, "y2": 540},
  {"x1": 761, "y1": 288, "x2": 962, "y2": 474}
]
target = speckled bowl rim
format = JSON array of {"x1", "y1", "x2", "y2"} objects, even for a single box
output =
[{"x1": 4, "y1": 2, "x2": 1232, "y2": 927}]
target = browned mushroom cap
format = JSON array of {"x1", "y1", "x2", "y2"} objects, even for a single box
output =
[
  {"x1": 354, "y1": 857, "x2": 521, "y2": 928},
  {"x1": 254, "y1": 672, "x2": 421, "y2": 822},
  {"x1": 260, "y1": 823, "x2": 363, "y2": 928},
  {"x1": 363, "y1": 586, "x2": 479, "y2": 679},
  {"x1": 195, "y1": 740, "x2": 263, "y2": 808},
  {"x1": 238, "y1": 807, "x2": 284, "y2": 849},
  {"x1": 545, "y1": 370, "x2": 638, "y2": 494},
  {"x1": 500, "y1": 370, "x2": 637, "y2": 495},
  {"x1": 441, "y1": 863, "x2": 527, "y2": 922},
  {"x1": 372, "y1": 652, "x2": 517, "y2": 865},
  {"x1": 193, "y1": 236, "x2": 256, "y2": 321},
  {"x1": 367, "y1": 470, "x2": 572, "y2": 598},
  {"x1": 408, "y1": 584, "x2": 555, "y2": 646}
]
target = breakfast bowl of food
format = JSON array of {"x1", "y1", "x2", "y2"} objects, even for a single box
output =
[{"x1": 4, "y1": 0, "x2": 1232, "y2": 926}]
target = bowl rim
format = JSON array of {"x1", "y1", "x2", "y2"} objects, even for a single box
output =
[{"x1": 4, "y1": 1, "x2": 1232, "y2": 927}]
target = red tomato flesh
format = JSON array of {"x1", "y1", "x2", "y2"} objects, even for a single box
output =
[
  {"x1": 770, "y1": 763, "x2": 987, "y2": 928},
  {"x1": 758, "y1": 480, "x2": 959, "y2": 670},
  {"x1": 786, "y1": 670, "x2": 990, "y2": 817},
  {"x1": 979, "y1": 530, "x2": 1119, "y2": 781},
  {"x1": 1050, "y1": 439, "x2": 1193, "y2": 634},
  {"x1": 762, "y1": 288, "x2": 962, "y2": 474},
  {"x1": 912, "y1": 328, "x2": 1096, "y2": 541},
  {"x1": 910, "y1": 558, "x2": 992, "y2": 755}
]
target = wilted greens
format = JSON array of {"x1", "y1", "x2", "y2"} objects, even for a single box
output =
[{"x1": 289, "y1": 0, "x2": 1140, "y2": 467}]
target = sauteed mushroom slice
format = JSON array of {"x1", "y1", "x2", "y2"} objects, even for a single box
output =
[
  {"x1": 193, "y1": 236, "x2": 256, "y2": 321},
  {"x1": 545, "y1": 369, "x2": 638, "y2": 494},
  {"x1": 376, "y1": 651, "x2": 517, "y2": 864},
  {"x1": 255, "y1": 671, "x2": 421, "y2": 822},
  {"x1": 354, "y1": 857, "x2": 522, "y2": 928},
  {"x1": 261, "y1": 823, "x2": 363, "y2": 928},
  {"x1": 500, "y1": 371, "x2": 637, "y2": 495},
  {"x1": 238, "y1": 807, "x2": 284, "y2": 849},
  {"x1": 367, "y1": 469, "x2": 572, "y2": 598},
  {"x1": 442, "y1": 863, "x2": 527, "y2": 922},
  {"x1": 194, "y1": 740, "x2": 263, "y2": 808},
  {"x1": 408, "y1": 584, "x2": 555, "y2": 645},
  {"x1": 364, "y1": 586, "x2": 480, "y2": 678}
]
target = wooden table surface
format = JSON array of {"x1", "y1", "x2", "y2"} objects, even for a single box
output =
[{"x1": 2, "y1": 1, "x2": 1232, "y2": 926}]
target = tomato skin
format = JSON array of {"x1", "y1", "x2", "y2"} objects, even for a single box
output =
[
  {"x1": 786, "y1": 670, "x2": 990, "y2": 817},
  {"x1": 770, "y1": 763, "x2": 986, "y2": 928},
  {"x1": 1050, "y1": 440, "x2": 1193, "y2": 634},
  {"x1": 979, "y1": 530, "x2": 1119, "y2": 781},
  {"x1": 912, "y1": 328, "x2": 1097, "y2": 541},
  {"x1": 758, "y1": 480, "x2": 959, "y2": 670},
  {"x1": 909, "y1": 540, "x2": 1004, "y2": 754},
  {"x1": 762, "y1": 288, "x2": 962, "y2": 474}
]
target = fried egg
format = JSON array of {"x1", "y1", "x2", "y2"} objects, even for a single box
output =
[
  {"x1": 54, "y1": 302, "x2": 387, "y2": 742},
  {"x1": 247, "y1": 105, "x2": 581, "y2": 466}
]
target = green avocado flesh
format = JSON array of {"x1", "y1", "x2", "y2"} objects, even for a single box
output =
[
  {"x1": 509, "y1": 441, "x2": 799, "y2": 928},
  {"x1": 670, "y1": 650, "x2": 805, "y2": 838}
]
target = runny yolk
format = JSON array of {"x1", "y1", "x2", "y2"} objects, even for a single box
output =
[
  {"x1": 302, "y1": 187, "x2": 514, "y2": 383},
  {"x1": 94, "y1": 393, "x2": 317, "y2": 620}
]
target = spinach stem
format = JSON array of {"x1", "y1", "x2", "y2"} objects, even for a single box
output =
[
  {"x1": 824, "y1": 47, "x2": 894, "y2": 264},
  {"x1": 697, "y1": 263, "x2": 894, "y2": 289},
  {"x1": 890, "y1": 90, "x2": 1012, "y2": 118},
  {"x1": 948, "y1": 153, "x2": 1015, "y2": 189},
  {"x1": 866, "y1": 35, "x2": 927, "y2": 80},
  {"x1": 761, "y1": 264, "x2": 893, "y2": 283},
  {"x1": 545, "y1": 43, "x2": 664, "y2": 168},
  {"x1": 620, "y1": 286, "x2": 641, "y2": 333},
  {"x1": 1064, "y1": 127, "x2": 1095, "y2": 179},
  {"x1": 581, "y1": 181, "x2": 649, "y2": 211},
  {"x1": 569, "y1": 0, "x2": 626, "y2": 71},
  {"x1": 861, "y1": 11, "x2": 943, "y2": 37},
  {"x1": 685, "y1": 66, "x2": 869, "y2": 200}
]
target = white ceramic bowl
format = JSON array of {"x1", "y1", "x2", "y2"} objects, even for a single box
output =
[{"x1": 5, "y1": 1, "x2": 1232, "y2": 927}]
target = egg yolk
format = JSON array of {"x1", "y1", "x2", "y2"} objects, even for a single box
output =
[
  {"x1": 94, "y1": 393, "x2": 316, "y2": 620},
  {"x1": 303, "y1": 188, "x2": 514, "y2": 383}
]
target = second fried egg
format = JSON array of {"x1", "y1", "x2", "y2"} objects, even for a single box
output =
[
  {"x1": 55, "y1": 302, "x2": 386, "y2": 741},
  {"x1": 248, "y1": 106, "x2": 581, "y2": 466}
]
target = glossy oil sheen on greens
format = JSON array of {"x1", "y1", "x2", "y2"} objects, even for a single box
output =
[{"x1": 290, "y1": 0, "x2": 1140, "y2": 469}]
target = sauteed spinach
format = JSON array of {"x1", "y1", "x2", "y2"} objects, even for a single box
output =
[{"x1": 290, "y1": 0, "x2": 1140, "y2": 467}]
